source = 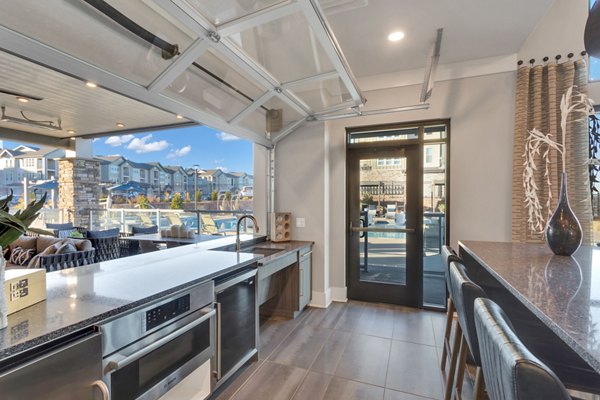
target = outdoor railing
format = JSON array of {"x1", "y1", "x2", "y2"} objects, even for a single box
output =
[
  {"x1": 27, "y1": 207, "x2": 255, "y2": 235},
  {"x1": 87, "y1": 208, "x2": 253, "y2": 235}
]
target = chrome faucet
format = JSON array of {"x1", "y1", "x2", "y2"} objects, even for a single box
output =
[{"x1": 236, "y1": 215, "x2": 259, "y2": 251}]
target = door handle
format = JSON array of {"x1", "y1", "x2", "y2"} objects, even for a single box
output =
[
  {"x1": 92, "y1": 380, "x2": 110, "y2": 400},
  {"x1": 350, "y1": 221, "x2": 415, "y2": 234}
]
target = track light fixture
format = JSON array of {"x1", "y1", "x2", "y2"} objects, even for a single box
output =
[{"x1": 0, "y1": 106, "x2": 62, "y2": 131}]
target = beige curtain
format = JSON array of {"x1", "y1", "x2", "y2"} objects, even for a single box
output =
[{"x1": 512, "y1": 59, "x2": 592, "y2": 244}]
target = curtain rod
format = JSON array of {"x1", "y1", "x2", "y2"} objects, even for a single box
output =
[{"x1": 517, "y1": 51, "x2": 587, "y2": 66}]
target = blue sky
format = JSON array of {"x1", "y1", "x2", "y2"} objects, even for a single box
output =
[{"x1": 4, "y1": 125, "x2": 254, "y2": 173}]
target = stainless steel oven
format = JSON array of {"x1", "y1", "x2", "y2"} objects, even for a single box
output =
[{"x1": 98, "y1": 281, "x2": 215, "y2": 400}]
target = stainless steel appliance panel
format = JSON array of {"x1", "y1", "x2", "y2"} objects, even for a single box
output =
[
  {"x1": 0, "y1": 332, "x2": 107, "y2": 400},
  {"x1": 100, "y1": 280, "x2": 214, "y2": 356}
]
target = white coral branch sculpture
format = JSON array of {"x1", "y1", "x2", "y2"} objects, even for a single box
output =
[{"x1": 523, "y1": 86, "x2": 594, "y2": 234}]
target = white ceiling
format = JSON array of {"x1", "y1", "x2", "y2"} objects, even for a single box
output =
[{"x1": 323, "y1": 0, "x2": 556, "y2": 78}]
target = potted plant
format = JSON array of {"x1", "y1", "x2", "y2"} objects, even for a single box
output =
[{"x1": 0, "y1": 191, "x2": 47, "y2": 329}]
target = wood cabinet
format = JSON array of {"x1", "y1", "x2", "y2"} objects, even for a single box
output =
[{"x1": 259, "y1": 244, "x2": 313, "y2": 319}]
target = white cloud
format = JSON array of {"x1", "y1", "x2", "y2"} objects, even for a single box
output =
[
  {"x1": 213, "y1": 159, "x2": 224, "y2": 164},
  {"x1": 167, "y1": 145, "x2": 192, "y2": 159},
  {"x1": 105, "y1": 134, "x2": 134, "y2": 147},
  {"x1": 215, "y1": 166, "x2": 229, "y2": 172},
  {"x1": 126, "y1": 134, "x2": 169, "y2": 153},
  {"x1": 216, "y1": 132, "x2": 240, "y2": 141}
]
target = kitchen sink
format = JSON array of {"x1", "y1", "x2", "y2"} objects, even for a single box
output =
[
  {"x1": 216, "y1": 244, "x2": 284, "y2": 258},
  {"x1": 242, "y1": 246, "x2": 283, "y2": 257}
]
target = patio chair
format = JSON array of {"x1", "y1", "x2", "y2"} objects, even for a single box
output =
[
  {"x1": 46, "y1": 222, "x2": 86, "y2": 239},
  {"x1": 139, "y1": 213, "x2": 154, "y2": 226},
  {"x1": 86, "y1": 228, "x2": 121, "y2": 262},
  {"x1": 166, "y1": 213, "x2": 183, "y2": 226},
  {"x1": 201, "y1": 214, "x2": 222, "y2": 235},
  {"x1": 131, "y1": 225, "x2": 160, "y2": 254}
]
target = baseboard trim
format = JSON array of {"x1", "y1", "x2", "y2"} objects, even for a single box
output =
[
  {"x1": 330, "y1": 286, "x2": 348, "y2": 303},
  {"x1": 309, "y1": 288, "x2": 332, "y2": 308}
]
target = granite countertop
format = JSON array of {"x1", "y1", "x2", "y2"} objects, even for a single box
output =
[
  {"x1": 0, "y1": 234, "x2": 266, "y2": 363},
  {"x1": 459, "y1": 240, "x2": 600, "y2": 374},
  {"x1": 0, "y1": 235, "x2": 314, "y2": 365}
]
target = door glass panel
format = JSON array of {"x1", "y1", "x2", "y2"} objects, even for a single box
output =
[
  {"x1": 423, "y1": 141, "x2": 447, "y2": 307},
  {"x1": 359, "y1": 157, "x2": 407, "y2": 284},
  {"x1": 0, "y1": 0, "x2": 195, "y2": 85},
  {"x1": 238, "y1": 97, "x2": 304, "y2": 134}
]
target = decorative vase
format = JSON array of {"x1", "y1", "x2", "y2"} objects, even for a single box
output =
[
  {"x1": 0, "y1": 247, "x2": 6, "y2": 330},
  {"x1": 546, "y1": 173, "x2": 582, "y2": 256}
]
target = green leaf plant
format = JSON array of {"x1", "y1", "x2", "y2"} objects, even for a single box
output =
[{"x1": 0, "y1": 190, "x2": 49, "y2": 248}]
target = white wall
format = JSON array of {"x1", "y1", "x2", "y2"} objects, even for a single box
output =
[
  {"x1": 326, "y1": 72, "x2": 516, "y2": 293},
  {"x1": 273, "y1": 124, "x2": 330, "y2": 306}
]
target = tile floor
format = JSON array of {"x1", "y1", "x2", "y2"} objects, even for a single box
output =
[{"x1": 211, "y1": 301, "x2": 449, "y2": 400}]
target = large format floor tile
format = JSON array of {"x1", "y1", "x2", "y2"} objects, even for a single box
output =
[
  {"x1": 386, "y1": 340, "x2": 443, "y2": 399},
  {"x1": 230, "y1": 361, "x2": 306, "y2": 400},
  {"x1": 213, "y1": 300, "x2": 448, "y2": 400},
  {"x1": 268, "y1": 324, "x2": 332, "y2": 369},
  {"x1": 322, "y1": 376, "x2": 385, "y2": 400},
  {"x1": 334, "y1": 333, "x2": 391, "y2": 387}
]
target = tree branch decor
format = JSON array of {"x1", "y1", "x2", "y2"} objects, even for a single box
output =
[{"x1": 523, "y1": 86, "x2": 595, "y2": 234}]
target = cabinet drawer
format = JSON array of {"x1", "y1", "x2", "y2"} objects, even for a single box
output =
[{"x1": 0, "y1": 332, "x2": 104, "y2": 400}]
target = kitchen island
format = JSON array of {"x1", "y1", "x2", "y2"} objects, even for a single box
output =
[{"x1": 0, "y1": 234, "x2": 313, "y2": 400}]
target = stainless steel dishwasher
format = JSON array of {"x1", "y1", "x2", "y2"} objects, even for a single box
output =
[{"x1": 213, "y1": 267, "x2": 258, "y2": 387}]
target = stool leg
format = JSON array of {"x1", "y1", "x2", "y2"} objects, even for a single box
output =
[
  {"x1": 452, "y1": 336, "x2": 468, "y2": 400},
  {"x1": 473, "y1": 366, "x2": 485, "y2": 400},
  {"x1": 444, "y1": 322, "x2": 462, "y2": 400},
  {"x1": 441, "y1": 299, "x2": 455, "y2": 370}
]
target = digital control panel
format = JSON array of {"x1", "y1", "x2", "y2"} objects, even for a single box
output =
[{"x1": 145, "y1": 294, "x2": 190, "y2": 331}]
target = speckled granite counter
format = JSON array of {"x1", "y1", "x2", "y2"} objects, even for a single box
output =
[
  {"x1": 0, "y1": 234, "x2": 266, "y2": 364},
  {"x1": 459, "y1": 240, "x2": 600, "y2": 376}
]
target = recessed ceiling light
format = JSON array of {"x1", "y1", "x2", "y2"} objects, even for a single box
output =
[
  {"x1": 116, "y1": 122, "x2": 125, "y2": 128},
  {"x1": 176, "y1": 114, "x2": 183, "y2": 119},
  {"x1": 67, "y1": 130, "x2": 75, "y2": 134},
  {"x1": 16, "y1": 96, "x2": 29, "y2": 103},
  {"x1": 85, "y1": 81, "x2": 97, "y2": 88},
  {"x1": 388, "y1": 31, "x2": 405, "y2": 42}
]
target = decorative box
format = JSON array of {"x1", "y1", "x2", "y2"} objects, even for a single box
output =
[{"x1": 3, "y1": 269, "x2": 46, "y2": 314}]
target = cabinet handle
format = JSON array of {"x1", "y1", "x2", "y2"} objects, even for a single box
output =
[
  {"x1": 300, "y1": 271, "x2": 303, "y2": 297},
  {"x1": 92, "y1": 380, "x2": 110, "y2": 400},
  {"x1": 216, "y1": 302, "x2": 222, "y2": 380}
]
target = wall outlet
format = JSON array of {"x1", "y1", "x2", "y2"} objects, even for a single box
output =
[{"x1": 296, "y1": 217, "x2": 306, "y2": 228}]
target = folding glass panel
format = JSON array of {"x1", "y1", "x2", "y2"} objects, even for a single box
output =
[
  {"x1": 163, "y1": 51, "x2": 265, "y2": 120},
  {"x1": 229, "y1": 11, "x2": 334, "y2": 83},
  {"x1": 0, "y1": 0, "x2": 195, "y2": 85},
  {"x1": 288, "y1": 77, "x2": 352, "y2": 112},
  {"x1": 183, "y1": 0, "x2": 289, "y2": 26}
]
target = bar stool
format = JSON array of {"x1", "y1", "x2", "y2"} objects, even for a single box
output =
[
  {"x1": 446, "y1": 261, "x2": 487, "y2": 400},
  {"x1": 474, "y1": 298, "x2": 573, "y2": 400},
  {"x1": 440, "y1": 246, "x2": 462, "y2": 380}
]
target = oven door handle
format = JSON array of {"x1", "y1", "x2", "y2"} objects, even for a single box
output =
[{"x1": 106, "y1": 307, "x2": 215, "y2": 373}]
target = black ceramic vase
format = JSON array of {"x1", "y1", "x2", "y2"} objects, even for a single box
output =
[{"x1": 546, "y1": 173, "x2": 582, "y2": 256}]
